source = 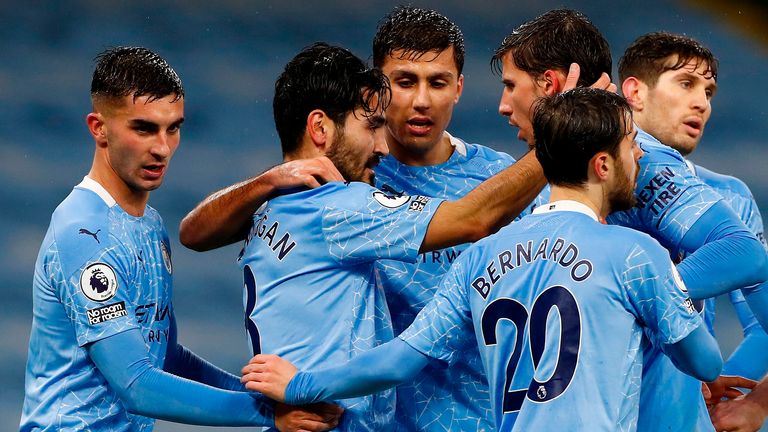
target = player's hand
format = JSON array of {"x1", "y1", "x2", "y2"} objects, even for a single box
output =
[
  {"x1": 704, "y1": 376, "x2": 758, "y2": 409},
  {"x1": 268, "y1": 157, "x2": 345, "y2": 192},
  {"x1": 562, "y1": 63, "x2": 617, "y2": 93},
  {"x1": 241, "y1": 354, "x2": 298, "y2": 402},
  {"x1": 274, "y1": 402, "x2": 344, "y2": 432},
  {"x1": 710, "y1": 395, "x2": 768, "y2": 432}
]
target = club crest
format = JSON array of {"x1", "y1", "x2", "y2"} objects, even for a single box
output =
[{"x1": 160, "y1": 242, "x2": 173, "y2": 274}]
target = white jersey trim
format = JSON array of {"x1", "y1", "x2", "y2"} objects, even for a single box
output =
[
  {"x1": 445, "y1": 131, "x2": 467, "y2": 157},
  {"x1": 77, "y1": 176, "x2": 117, "y2": 208},
  {"x1": 533, "y1": 200, "x2": 599, "y2": 222}
]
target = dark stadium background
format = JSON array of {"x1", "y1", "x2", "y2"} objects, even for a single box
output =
[{"x1": 1, "y1": 1, "x2": 766, "y2": 430}]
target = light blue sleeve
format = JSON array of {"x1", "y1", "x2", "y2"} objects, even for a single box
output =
[
  {"x1": 675, "y1": 200, "x2": 768, "y2": 301},
  {"x1": 57, "y1": 240, "x2": 141, "y2": 347},
  {"x1": 621, "y1": 237, "x2": 703, "y2": 347},
  {"x1": 723, "y1": 292, "x2": 768, "y2": 379},
  {"x1": 284, "y1": 339, "x2": 430, "y2": 405},
  {"x1": 321, "y1": 184, "x2": 444, "y2": 264},
  {"x1": 88, "y1": 328, "x2": 275, "y2": 427},
  {"x1": 621, "y1": 236, "x2": 721, "y2": 381},
  {"x1": 398, "y1": 256, "x2": 476, "y2": 363}
]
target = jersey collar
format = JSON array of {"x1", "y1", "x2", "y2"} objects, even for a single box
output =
[
  {"x1": 77, "y1": 176, "x2": 117, "y2": 207},
  {"x1": 445, "y1": 131, "x2": 467, "y2": 157},
  {"x1": 532, "y1": 200, "x2": 599, "y2": 222}
]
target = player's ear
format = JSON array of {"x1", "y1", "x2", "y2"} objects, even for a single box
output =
[
  {"x1": 307, "y1": 110, "x2": 330, "y2": 151},
  {"x1": 542, "y1": 69, "x2": 567, "y2": 96},
  {"x1": 622, "y1": 77, "x2": 646, "y2": 111},
  {"x1": 454, "y1": 73, "x2": 465, "y2": 104},
  {"x1": 86, "y1": 112, "x2": 108, "y2": 148},
  {"x1": 591, "y1": 152, "x2": 611, "y2": 182}
]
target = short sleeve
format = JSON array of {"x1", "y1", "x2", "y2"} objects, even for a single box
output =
[
  {"x1": 621, "y1": 236, "x2": 703, "y2": 346},
  {"x1": 321, "y1": 184, "x2": 444, "y2": 264},
  {"x1": 399, "y1": 256, "x2": 474, "y2": 364},
  {"x1": 55, "y1": 241, "x2": 140, "y2": 346}
]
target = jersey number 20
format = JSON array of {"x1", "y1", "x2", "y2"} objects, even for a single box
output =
[{"x1": 481, "y1": 285, "x2": 581, "y2": 412}]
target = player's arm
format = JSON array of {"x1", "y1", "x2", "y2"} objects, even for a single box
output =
[
  {"x1": 676, "y1": 201, "x2": 768, "y2": 299},
  {"x1": 722, "y1": 291, "x2": 768, "y2": 380},
  {"x1": 663, "y1": 325, "x2": 722, "y2": 382},
  {"x1": 675, "y1": 201, "x2": 768, "y2": 329},
  {"x1": 419, "y1": 150, "x2": 546, "y2": 252},
  {"x1": 625, "y1": 239, "x2": 722, "y2": 381},
  {"x1": 88, "y1": 328, "x2": 339, "y2": 431},
  {"x1": 241, "y1": 338, "x2": 430, "y2": 404},
  {"x1": 710, "y1": 375, "x2": 768, "y2": 432},
  {"x1": 179, "y1": 157, "x2": 343, "y2": 251}
]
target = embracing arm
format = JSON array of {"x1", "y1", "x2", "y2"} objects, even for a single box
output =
[
  {"x1": 242, "y1": 338, "x2": 430, "y2": 404},
  {"x1": 420, "y1": 151, "x2": 545, "y2": 252},
  {"x1": 88, "y1": 328, "x2": 274, "y2": 427},
  {"x1": 180, "y1": 157, "x2": 343, "y2": 251}
]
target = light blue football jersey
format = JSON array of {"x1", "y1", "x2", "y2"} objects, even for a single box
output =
[
  {"x1": 607, "y1": 128, "x2": 726, "y2": 432},
  {"x1": 374, "y1": 134, "x2": 549, "y2": 431},
  {"x1": 237, "y1": 181, "x2": 443, "y2": 431},
  {"x1": 21, "y1": 177, "x2": 175, "y2": 431},
  {"x1": 690, "y1": 162, "x2": 768, "y2": 380},
  {"x1": 400, "y1": 201, "x2": 702, "y2": 432}
]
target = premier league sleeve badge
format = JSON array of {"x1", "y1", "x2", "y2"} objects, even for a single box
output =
[{"x1": 79, "y1": 262, "x2": 119, "y2": 302}]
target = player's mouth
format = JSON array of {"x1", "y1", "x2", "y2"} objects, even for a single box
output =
[
  {"x1": 406, "y1": 117, "x2": 434, "y2": 136},
  {"x1": 142, "y1": 164, "x2": 166, "y2": 179},
  {"x1": 682, "y1": 117, "x2": 703, "y2": 137}
]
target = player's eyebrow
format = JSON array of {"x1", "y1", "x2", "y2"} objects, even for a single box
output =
[
  {"x1": 368, "y1": 114, "x2": 386, "y2": 129},
  {"x1": 129, "y1": 119, "x2": 159, "y2": 132}
]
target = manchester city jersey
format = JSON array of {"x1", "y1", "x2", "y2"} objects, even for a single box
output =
[
  {"x1": 237, "y1": 181, "x2": 443, "y2": 431},
  {"x1": 607, "y1": 128, "x2": 725, "y2": 432},
  {"x1": 21, "y1": 177, "x2": 174, "y2": 431},
  {"x1": 399, "y1": 201, "x2": 701, "y2": 432},
  {"x1": 374, "y1": 133, "x2": 549, "y2": 431}
]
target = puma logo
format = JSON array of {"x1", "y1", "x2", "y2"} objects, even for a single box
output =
[{"x1": 79, "y1": 228, "x2": 101, "y2": 243}]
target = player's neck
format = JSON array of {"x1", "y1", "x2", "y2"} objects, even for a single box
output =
[
  {"x1": 88, "y1": 164, "x2": 148, "y2": 217},
  {"x1": 549, "y1": 186, "x2": 605, "y2": 219},
  {"x1": 387, "y1": 132, "x2": 454, "y2": 167}
]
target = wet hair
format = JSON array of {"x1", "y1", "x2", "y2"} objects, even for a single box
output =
[
  {"x1": 491, "y1": 9, "x2": 611, "y2": 87},
  {"x1": 534, "y1": 88, "x2": 632, "y2": 187},
  {"x1": 91, "y1": 46, "x2": 184, "y2": 103},
  {"x1": 373, "y1": 5, "x2": 465, "y2": 74},
  {"x1": 273, "y1": 42, "x2": 391, "y2": 155},
  {"x1": 619, "y1": 32, "x2": 718, "y2": 86}
]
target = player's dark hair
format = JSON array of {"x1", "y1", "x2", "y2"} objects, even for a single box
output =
[
  {"x1": 619, "y1": 32, "x2": 718, "y2": 86},
  {"x1": 373, "y1": 5, "x2": 465, "y2": 74},
  {"x1": 91, "y1": 46, "x2": 184, "y2": 103},
  {"x1": 534, "y1": 88, "x2": 632, "y2": 187},
  {"x1": 274, "y1": 42, "x2": 391, "y2": 156},
  {"x1": 491, "y1": 9, "x2": 611, "y2": 87}
]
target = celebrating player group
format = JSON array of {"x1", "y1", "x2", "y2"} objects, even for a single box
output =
[{"x1": 21, "y1": 5, "x2": 768, "y2": 432}]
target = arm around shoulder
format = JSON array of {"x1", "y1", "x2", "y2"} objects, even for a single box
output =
[
  {"x1": 420, "y1": 151, "x2": 545, "y2": 253},
  {"x1": 180, "y1": 157, "x2": 344, "y2": 251}
]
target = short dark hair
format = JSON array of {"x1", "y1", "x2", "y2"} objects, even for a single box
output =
[
  {"x1": 534, "y1": 88, "x2": 632, "y2": 187},
  {"x1": 273, "y1": 42, "x2": 390, "y2": 155},
  {"x1": 91, "y1": 46, "x2": 184, "y2": 103},
  {"x1": 373, "y1": 6, "x2": 465, "y2": 74},
  {"x1": 618, "y1": 32, "x2": 718, "y2": 86},
  {"x1": 492, "y1": 9, "x2": 611, "y2": 87}
]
